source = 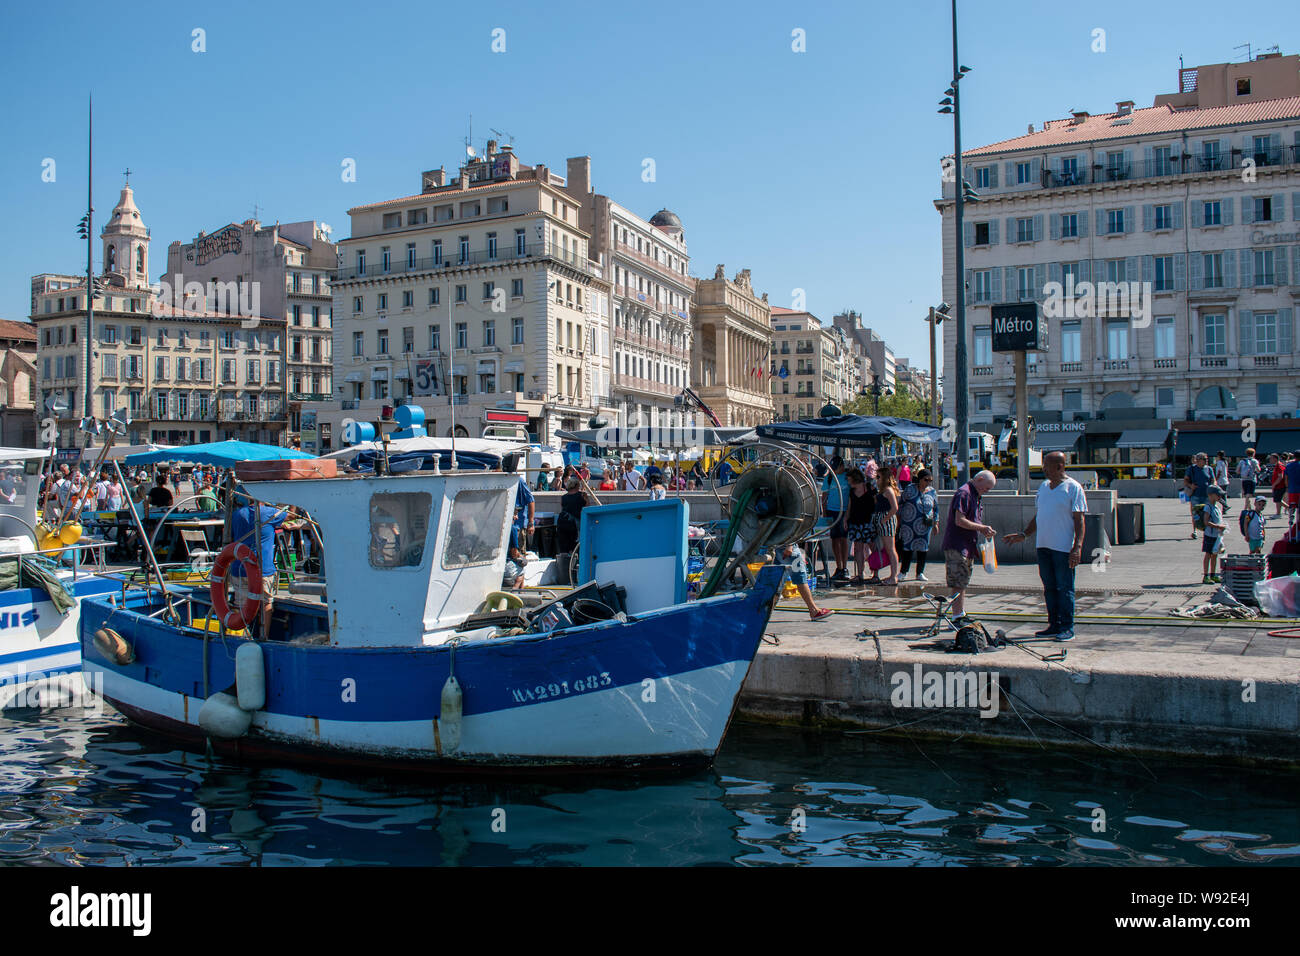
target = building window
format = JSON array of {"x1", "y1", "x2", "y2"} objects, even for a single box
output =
[
  {"x1": 512, "y1": 317, "x2": 524, "y2": 345},
  {"x1": 1061, "y1": 321, "x2": 1081, "y2": 362},
  {"x1": 403, "y1": 327, "x2": 414, "y2": 353},
  {"x1": 378, "y1": 293, "x2": 388, "y2": 312},
  {"x1": 1254, "y1": 312, "x2": 1278, "y2": 354},
  {"x1": 381, "y1": 247, "x2": 391, "y2": 272},
  {"x1": 1203, "y1": 201, "x2": 1221, "y2": 226},
  {"x1": 1107, "y1": 209, "x2": 1125, "y2": 234},
  {"x1": 1253, "y1": 249, "x2": 1275, "y2": 286},
  {"x1": 430, "y1": 325, "x2": 441, "y2": 351},
  {"x1": 377, "y1": 330, "x2": 389, "y2": 354},
  {"x1": 432, "y1": 239, "x2": 443, "y2": 265},
  {"x1": 1154, "y1": 204, "x2": 1173, "y2": 229},
  {"x1": 458, "y1": 236, "x2": 469, "y2": 263},
  {"x1": 1203, "y1": 253, "x2": 1224, "y2": 289},
  {"x1": 1017, "y1": 267, "x2": 1035, "y2": 300},
  {"x1": 483, "y1": 320, "x2": 495, "y2": 347},
  {"x1": 975, "y1": 392, "x2": 992, "y2": 411},
  {"x1": 1155, "y1": 387, "x2": 1175, "y2": 407},
  {"x1": 487, "y1": 233, "x2": 497, "y2": 259},
  {"x1": 1258, "y1": 383, "x2": 1278, "y2": 406},
  {"x1": 455, "y1": 285, "x2": 467, "y2": 303},
  {"x1": 1016, "y1": 161, "x2": 1033, "y2": 184},
  {"x1": 1253, "y1": 196, "x2": 1273, "y2": 222},
  {"x1": 1154, "y1": 256, "x2": 1174, "y2": 292},
  {"x1": 1105, "y1": 320, "x2": 1128, "y2": 360},
  {"x1": 353, "y1": 296, "x2": 363, "y2": 313},
  {"x1": 1105, "y1": 259, "x2": 1127, "y2": 284},
  {"x1": 1063, "y1": 389, "x2": 1082, "y2": 411},
  {"x1": 246, "y1": 360, "x2": 260, "y2": 383},
  {"x1": 353, "y1": 331, "x2": 364, "y2": 356},
  {"x1": 511, "y1": 278, "x2": 523, "y2": 297},
  {"x1": 1060, "y1": 213, "x2": 1078, "y2": 238},
  {"x1": 975, "y1": 166, "x2": 991, "y2": 189},
  {"x1": 1155, "y1": 316, "x2": 1175, "y2": 359},
  {"x1": 515, "y1": 229, "x2": 526, "y2": 256},
  {"x1": 429, "y1": 287, "x2": 440, "y2": 306},
  {"x1": 402, "y1": 290, "x2": 414, "y2": 308},
  {"x1": 974, "y1": 222, "x2": 990, "y2": 245},
  {"x1": 455, "y1": 322, "x2": 467, "y2": 350},
  {"x1": 973, "y1": 327, "x2": 991, "y2": 366},
  {"x1": 973, "y1": 271, "x2": 992, "y2": 302},
  {"x1": 482, "y1": 281, "x2": 494, "y2": 301},
  {"x1": 1202, "y1": 313, "x2": 1225, "y2": 356},
  {"x1": 1016, "y1": 217, "x2": 1033, "y2": 242},
  {"x1": 357, "y1": 250, "x2": 366, "y2": 275},
  {"x1": 479, "y1": 373, "x2": 495, "y2": 394},
  {"x1": 406, "y1": 243, "x2": 416, "y2": 268}
]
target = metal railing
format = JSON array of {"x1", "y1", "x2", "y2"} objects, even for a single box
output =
[
  {"x1": 1021, "y1": 146, "x2": 1300, "y2": 192},
  {"x1": 333, "y1": 241, "x2": 595, "y2": 282}
]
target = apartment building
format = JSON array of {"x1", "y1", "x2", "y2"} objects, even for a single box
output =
[
  {"x1": 832, "y1": 310, "x2": 896, "y2": 392},
  {"x1": 938, "y1": 53, "x2": 1300, "y2": 460},
  {"x1": 165, "y1": 218, "x2": 335, "y2": 445},
  {"x1": 769, "y1": 308, "x2": 851, "y2": 420},
  {"x1": 0, "y1": 320, "x2": 37, "y2": 446},
  {"x1": 690, "y1": 265, "x2": 774, "y2": 426},
  {"x1": 325, "y1": 143, "x2": 614, "y2": 446},
  {"x1": 31, "y1": 183, "x2": 287, "y2": 447},
  {"x1": 563, "y1": 158, "x2": 693, "y2": 429}
]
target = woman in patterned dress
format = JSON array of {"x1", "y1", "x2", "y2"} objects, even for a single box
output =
[
  {"x1": 897, "y1": 469, "x2": 938, "y2": 581},
  {"x1": 873, "y1": 465, "x2": 901, "y2": 586}
]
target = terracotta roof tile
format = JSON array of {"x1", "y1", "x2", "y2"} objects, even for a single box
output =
[
  {"x1": 964, "y1": 95, "x2": 1300, "y2": 157},
  {"x1": 0, "y1": 320, "x2": 37, "y2": 342}
]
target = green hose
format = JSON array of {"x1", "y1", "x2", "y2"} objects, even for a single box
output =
[{"x1": 699, "y1": 487, "x2": 754, "y2": 600}]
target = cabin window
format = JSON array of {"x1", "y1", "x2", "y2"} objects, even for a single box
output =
[
  {"x1": 369, "y1": 492, "x2": 432, "y2": 569},
  {"x1": 442, "y1": 488, "x2": 510, "y2": 569}
]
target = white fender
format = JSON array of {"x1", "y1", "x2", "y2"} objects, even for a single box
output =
[
  {"x1": 198, "y1": 691, "x2": 253, "y2": 739},
  {"x1": 440, "y1": 676, "x2": 463, "y2": 754},
  {"x1": 235, "y1": 641, "x2": 266, "y2": 712}
]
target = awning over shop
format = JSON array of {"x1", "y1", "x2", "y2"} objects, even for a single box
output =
[
  {"x1": 1031, "y1": 431, "x2": 1083, "y2": 452},
  {"x1": 1116, "y1": 428, "x2": 1171, "y2": 449},
  {"x1": 343, "y1": 371, "x2": 364, "y2": 383},
  {"x1": 1255, "y1": 429, "x2": 1300, "y2": 457},
  {"x1": 1174, "y1": 430, "x2": 1242, "y2": 459}
]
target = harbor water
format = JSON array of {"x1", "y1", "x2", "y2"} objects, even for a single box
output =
[{"x1": 3, "y1": 706, "x2": 1298, "y2": 866}]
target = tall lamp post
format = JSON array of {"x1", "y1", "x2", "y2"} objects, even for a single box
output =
[{"x1": 938, "y1": 0, "x2": 975, "y2": 485}]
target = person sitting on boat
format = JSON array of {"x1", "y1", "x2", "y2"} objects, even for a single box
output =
[
  {"x1": 503, "y1": 545, "x2": 527, "y2": 590},
  {"x1": 230, "y1": 492, "x2": 292, "y2": 635},
  {"x1": 147, "y1": 474, "x2": 174, "y2": 513}
]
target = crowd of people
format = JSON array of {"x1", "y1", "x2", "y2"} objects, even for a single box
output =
[{"x1": 37, "y1": 462, "x2": 239, "y2": 524}]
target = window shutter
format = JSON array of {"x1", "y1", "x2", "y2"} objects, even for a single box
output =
[
  {"x1": 1124, "y1": 206, "x2": 1136, "y2": 234},
  {"x1": 988, "y1": 164, "x2": 998, "y2": 188},
  {"x1": 1004, "y1": 267, "x2": 1016, "y2": 299},
  {"x1": 1142, "y1": 255, "x2": 1154, "y2": 284},
  {"x1": 1078, "y1": 209, "x2": 1089, "y2": 237},
  {"x1": 1004, "y1": 162, "x2": 1014, "y2": 186},
  {"x1": 1144, "y1": 146, "x2": 1154, "y2": 172},
  {"x1": 1050, "y1": 214, "x2": 1060, "y2": 240},
  {"x1": 1093, "y1": 260, "x2": 1106, "y2": 288},
  {"x1": 1188, "y1": 253, "x2": 1202, "y2": 290},
  {"x1": 990, "y1": 267, "x2": 1002, "y2": 302},
  {"x1": 1078, "y1": 259, "x2": 1091, "y2": 283},
  {"x1": 1006, "y1": 217, "x2": 1016, "y2": 242},
  {"x1": 1142, "y1": 204, "x2": 1153, "y2": 231},
  {"x1": 1224, "y1": 251, "x2": 1237, "y2": 288},
  {"x1": 1239, "y1": 310, "x2": 1253, "y2": 355},
  {"x1": 1241, "y1": 196, "x2": 1254, "y2": 224},
  {"x1": 1050, "y1": 156, "x2": 1061, "y2": 177},
  {"x1": 1048, "y1": 262, "x2": 1062, "y2": 286},
  {"x1": 1276, "y1": 249, "x2": 1289, "y2": 287},
  {"x1": 1280, "y1": 308, "x2": 1293, "y2": 354},
  {"x1": 1190, "y1": 201, "x2": 1203, "y2": 227},
  {"x1": 1239, "y1": 249, "x2": 1253, "y2": 287},
  {"x1": 1172, "y1": 201, "x2": 1184, "y2": 230},
  {"x1": 1271, "y1": 194, "x2": 1284, "y2": 222},
  {"x1": 1219, "y1": 137, "x2": 1232, "y2": 163},
  {"x1": 1222, "y1": 198, "x2": 1234, "y2": 225},
  {"x1": 1174, "y1": 254, "x2": 1186, "y2": 291},
  {"x1": 1095, "y1": 210, "x2": 1106, "y2": 235},
  {"x1": 1033, "y1": 214, "x2": 1043, "y2": 241},
  {"x1": 964, "y1": 269, "x2": 973, "y2": 296},
  {"x1": 1293, "y1": 191, "x2": 1300, "y2": 221},
  {"x1": 964, "y1": 222, "x2": 974, "y2": 247},
  {"x1": 1125, "y1": 256, "x2": 1140, "y2": 285},
  {"x1": 1035, "y1": 264, "x2": 1046, "y2": 297},
  {"x1": 989, "y1": 218, "x2": 999, "y2": 244},
  {"x1": 1122, "y1": 149, "x2": 1133, "y2": 176}
]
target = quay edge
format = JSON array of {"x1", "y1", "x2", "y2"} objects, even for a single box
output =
[{"x1": 736, "y1": 640, "x2": 1300, "y2": 768}]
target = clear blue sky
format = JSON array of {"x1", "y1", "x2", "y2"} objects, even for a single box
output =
[{"x1": 1, "y1": 0, "x2": 1293, "y2": 374}]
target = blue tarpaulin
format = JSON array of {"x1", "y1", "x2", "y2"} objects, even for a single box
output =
[
  {"x1": 124, "y1": 440, "x2": 314, "y2": 467},
  {"x1": 756, "y1": 415, "x2": 943, "y2": 448}
]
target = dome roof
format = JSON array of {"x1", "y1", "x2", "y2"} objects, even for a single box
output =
[{"x1": 649, "y1": 208, "x2": 682, "y2": 230}]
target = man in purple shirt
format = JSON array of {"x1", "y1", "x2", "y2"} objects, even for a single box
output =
[{"x1": 942, "y1": 469, "x2": 997, "y2": 624}]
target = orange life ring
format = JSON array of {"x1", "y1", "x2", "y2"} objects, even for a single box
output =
[{"x1": 209, "y1": 542, "x2": 263, "y2": 631}]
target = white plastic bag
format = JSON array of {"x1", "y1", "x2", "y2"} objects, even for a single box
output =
[{"x1": 979, "y1": 536, "x2": 998, "y2": 574}]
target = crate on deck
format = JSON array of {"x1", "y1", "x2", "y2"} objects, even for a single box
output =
[{"x1": 1220, "y1": 554, "x2": 1266, "y2": 605}]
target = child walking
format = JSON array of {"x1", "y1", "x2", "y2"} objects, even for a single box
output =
[
  {"x1": 778, "y1": 542, "x2": 833, "y2": 621},
  {"x1": 1239, "y1": 496, "x2": 1267, "y2": 555},
  {"x1": 1201, "y1": 486, "x2": 1227, "y2": 584}
]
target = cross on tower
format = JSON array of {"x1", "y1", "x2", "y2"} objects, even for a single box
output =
[{"x1": 122, "y1": 167, "x2": 132, "y2": 184}]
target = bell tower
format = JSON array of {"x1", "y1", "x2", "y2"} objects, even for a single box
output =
[{"x1": 101, "y1": 171, "x2": 149, "y2": 289}]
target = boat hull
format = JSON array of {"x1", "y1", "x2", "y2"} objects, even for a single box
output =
[
  {"x1": 0, "y1": 576, "x2": 120, "y2": 710},
  {"x1": 80, "y1": 567, "x2": 783, "y2": 773}
]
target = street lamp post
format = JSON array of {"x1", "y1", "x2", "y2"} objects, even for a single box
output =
[
  {"x1": 938, "y1": 0, "x2": 973, "y2": 485},
  {"x1": 926, "y1": 303, "x2": 950, "y2": 427}
]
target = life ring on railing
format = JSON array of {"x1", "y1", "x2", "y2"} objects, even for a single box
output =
[{"x1": 209, "y1": 543, "x2": 263, "y2": 631}]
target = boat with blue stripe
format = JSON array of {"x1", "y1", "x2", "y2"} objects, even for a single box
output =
[{"x1": 80, "y1": 455, "x2": 794, "y2": 773}]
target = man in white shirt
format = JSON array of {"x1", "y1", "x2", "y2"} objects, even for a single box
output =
[
  {"x1": 620, "y1": 460, "x2": 644, "y2": 491},
  {"x1": 1237, "y1": 448, "x2": 1260, "y2": 502},
  {"x1": 1214, "y1": 451, "x2": 1230, "y2": 492},
  {"x1": 1003, "y1": 451, "x2": 1087, "y2": 642}
]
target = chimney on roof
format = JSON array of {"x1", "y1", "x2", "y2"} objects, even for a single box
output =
[
  {"x1": 422, "y1": 167, "x2": 446, "y2": 191},
  {"x1": 1027, "y1": 123, "x2": 1034, "y2": 134},
  {"x1": 486, "y1": 139, "x2": 497, "y2": 158},
  {"x1": 565, "y1": 156, "x2": 592, "y2": 197},
  {"x1": 1116, "y1": 100, "x2": 1134, "y2": 115},
  {"x1": 1070, "y1": 110, "x2": 1089, "y2": 125}
]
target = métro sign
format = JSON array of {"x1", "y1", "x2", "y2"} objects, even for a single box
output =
[{"x1": 991, "y1": 303, "x2": 1046, "y2": 352}]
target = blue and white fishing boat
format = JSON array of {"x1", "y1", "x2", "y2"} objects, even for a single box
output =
[
  {"x1": 0, "y1": 447, "x2": 120, "y2": 709},
  {"x1": 80, "y1": 462, "x2": 791, "y2": 772}
]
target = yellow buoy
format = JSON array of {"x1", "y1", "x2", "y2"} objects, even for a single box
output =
[
  {"x1": 57, "y1": 523, "x2": 83, "y2": 545},
  {"x1": 38, "y1": 532, "x2": 63, "y2": 557}
]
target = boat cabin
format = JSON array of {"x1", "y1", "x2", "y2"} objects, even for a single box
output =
[{"x1": 244, "y1": 471, "x2": 521, "y2": 648}]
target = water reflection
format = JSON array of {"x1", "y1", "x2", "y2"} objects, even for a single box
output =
[{"x1": 2, "y1": 709, "x2": 1297, "y2": 866}]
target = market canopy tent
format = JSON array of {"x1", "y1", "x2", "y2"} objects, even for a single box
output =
[
  {"x1": 755, "y1": 415, "x2": 943, "y2": 448},
  {"x1": 124, "y1": 440, "x2": 314, "y2": 468}
]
